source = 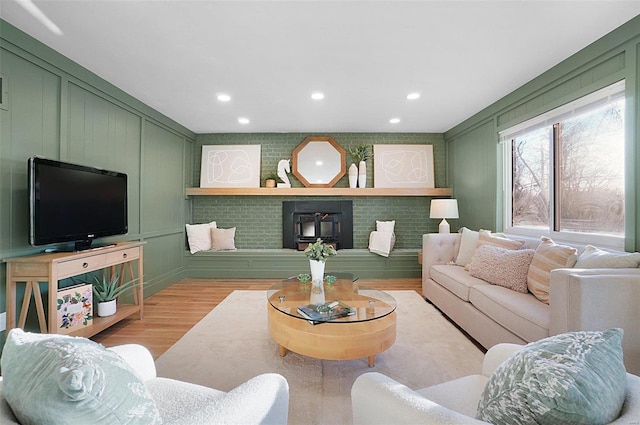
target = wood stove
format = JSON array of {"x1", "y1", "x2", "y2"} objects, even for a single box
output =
[{"x1": 282, "y1": 201, "x2": 353, "y2": 250}]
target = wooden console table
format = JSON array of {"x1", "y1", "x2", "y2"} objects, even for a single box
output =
[{"x1": 4, "y1": 241, "x2": 144, "y2": 337}]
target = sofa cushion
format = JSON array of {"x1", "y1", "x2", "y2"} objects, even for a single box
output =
[
  {"x1": 1, "y1": 329, "x2": 161, "y2": 425},
  {"x1": 575, "y1": 245, "x2": 640, "y2": 268},
  {"x1": 476, "y1": 328, "x2": 626, "y2": 424},
  {"x1": 468, "y1": 245, "x2": 535, "y2": 293},
  {"x1": 469, "y1": 284, "x2": 549, "y2": 342},
  {"x1": 430, "y1": 264, "x2": 489, "y2": 302},
  {"x1": 527, "y1": 237, "x2": 578, "y2": 304}
]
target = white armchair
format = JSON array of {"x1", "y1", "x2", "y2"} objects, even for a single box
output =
[
  {"x1": 0, "y1": 343, "x2": 289, "y2": 425},
  {"x1": 352, "y1": 343, "x2": 640, "y2": 425}
]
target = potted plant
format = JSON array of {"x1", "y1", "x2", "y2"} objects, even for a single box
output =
[
  {"x1": 304, "y1": 237, "x2": 336, "y2": 280},
  {"x1": 264, "y1": 172, "x2": 280, "y2": 188},
  {"x1": 349, "y1": 144, "x2": 371, "y2": 188},
  {"x1": 93, "y1": 272, "x2": 137, "y2": 317}
]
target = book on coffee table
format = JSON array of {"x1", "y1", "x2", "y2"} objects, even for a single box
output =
[{"x1": 297, "y1": 300, "x2": 356, "y2": 324}]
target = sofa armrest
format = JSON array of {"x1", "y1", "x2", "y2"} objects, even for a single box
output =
[
  {"x1": 550, "y1": 268, "x2": 640, "y2": 374},
  {"x1": 108, "y1": 344, "x2": 157, "y2": 381},
  {"x1": 352, "y1": 372, "x2": 488, "y2": 425},
  {"x1": 481, "y1": 343, "x2": 523, "y2": 376},
  {"x1": 422, "y1": 233, "x2": 461, "y2": 279}
]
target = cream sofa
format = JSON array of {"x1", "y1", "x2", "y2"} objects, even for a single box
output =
[
  {"x1": 0, "y1": 343, "x2": 290, "y2": 424},
  {"x1": 352, "y1": 343, "x2": 640, "y2": 424},
  {"x1": 422, "y1": 232, "x2": 640, "y2": 374}
]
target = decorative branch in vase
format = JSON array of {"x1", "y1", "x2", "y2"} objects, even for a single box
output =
[{"x1": 349, "y1": 143, "x2": 371, "y2": 188}]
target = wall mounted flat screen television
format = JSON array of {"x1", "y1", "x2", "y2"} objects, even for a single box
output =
[{"x1": 28, "y1": 156, "x2": 128, "y2": 251}]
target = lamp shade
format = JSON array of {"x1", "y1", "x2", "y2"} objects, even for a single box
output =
[{"x1": 429, "y1": 199, "x2": 459, "y2": 219}]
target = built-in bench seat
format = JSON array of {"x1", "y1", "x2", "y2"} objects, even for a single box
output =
[{"x1": 184, "y1": 248, "x2": 421, "y2": 279}]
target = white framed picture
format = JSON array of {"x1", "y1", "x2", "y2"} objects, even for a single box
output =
[
  {"x1": 200, "y1": 145, "x2": 261, "y2": 188},
  {"x1": 373, "y1": 144, "x2": 434, "y2": 188}
]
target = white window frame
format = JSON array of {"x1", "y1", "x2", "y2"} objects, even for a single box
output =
[{"x1": 500, "y1": 80, "x2": 626, "y2": 250}]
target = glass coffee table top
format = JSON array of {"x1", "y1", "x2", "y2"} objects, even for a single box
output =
[{"x1": 267, "y1": 273, "x2": 396, "y2": 323}]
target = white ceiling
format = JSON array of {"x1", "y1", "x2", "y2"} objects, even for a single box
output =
[{"x1": 2, "y1": 1, "x2": 640, "y2": 134}]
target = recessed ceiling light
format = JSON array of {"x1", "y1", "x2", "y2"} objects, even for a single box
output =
[
  {"x1": 238, "y1": 117, "x2": 250, "y2": 124},
  {"x1": 390, "y1": 118, "x2": 401, "y2": 124},
  {"x1": 311, "y1": 92, "x2": 325, "y2": 100},
  {"x1": 407, "y1": 93, "x2": 420, "y2": 100},
  {"x1": 217, "y1": 94, "x2": 231, "y2": 102}
]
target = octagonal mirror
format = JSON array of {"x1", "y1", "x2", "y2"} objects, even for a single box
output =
[{"x1": 292, "y1": 136, "x2": 346, "y2": 188}]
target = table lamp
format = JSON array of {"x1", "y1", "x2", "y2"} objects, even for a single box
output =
[{"x1": 430, "y1": 199, "x2": 459, "y2": 233}]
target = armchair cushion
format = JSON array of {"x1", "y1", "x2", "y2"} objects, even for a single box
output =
[
  {"x1": 1, "y1": 329, "x2": 161, "y2": 425},
  {"x1": 476, "y1": 328, "x2": 627, "y2": 424}
]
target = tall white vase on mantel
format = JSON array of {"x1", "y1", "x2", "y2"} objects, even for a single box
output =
[
  {"x1": 348, "y1": 163, "x2": 358, "y2": 188},
  {"x1": 309, "y1": 259, "x2": 326, "y2": 305},
  {"x1": 358, "y1": 160, "x2": 367, "y2": 188}
]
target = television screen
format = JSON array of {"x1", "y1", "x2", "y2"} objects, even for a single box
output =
[{"x1": 29, "y1": 157, "x2": 128, "y2": 251}]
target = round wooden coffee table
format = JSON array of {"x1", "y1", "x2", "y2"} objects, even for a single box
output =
[{"x1": 267, "y1": 274, "x2": 396, "y2": 367}]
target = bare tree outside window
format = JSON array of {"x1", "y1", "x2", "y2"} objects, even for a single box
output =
[
  {"x1": 557, "y1": 99, "x2": 625, "y2": 235},
  {"x1": 510, "y1": 92, "x2": 624, "y2": 237}
]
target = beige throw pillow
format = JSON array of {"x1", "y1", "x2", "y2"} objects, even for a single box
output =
[
  {"x1": 210, "y1": 227, "x2": 236, "y2": 251},
  {"x1": 477, "y1": 231, "x2": 525, "y2": 250},
  {"x1": 468, "y1": 245, "x2": 535, "y2": 293},
  {"x1": 575, "y1": 245, "x2": 640, "y2": 268},
  {"x1": 527, "y1": 237, "x2": 578, "y2": 304}
]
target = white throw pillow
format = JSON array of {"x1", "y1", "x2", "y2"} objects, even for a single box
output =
[
  {"x1": 455, "y1": 227, "x2": 480, "y2": 266},
  {"x1": 376, "y1": 220, "x2": 396, "y2": 233},
  {"x1": 186, "y1": 221, "x2": 217, "y2": 254},
  {"x1": 575, "y1": 245, "x2": 640, "y2": 268}
]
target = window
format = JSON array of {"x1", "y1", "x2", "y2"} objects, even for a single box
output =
[{"x1": 501, "y1": 81, "x2": 625, "y2": 247}]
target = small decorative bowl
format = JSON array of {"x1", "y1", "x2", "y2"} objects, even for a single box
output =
[
  {"x1": 325, "y1": 275, "x2": 337, "y2": 284},
  {"x1": 297, "y1": 273, "x2": 311, "y2": 284}
]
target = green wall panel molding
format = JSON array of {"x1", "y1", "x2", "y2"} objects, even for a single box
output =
[
  {"x1": 445, "y1": 15, "x2": 640, "y2": 251},
  {"x1": 191, "y1": 133, "x2": 447, "y2": 250}
]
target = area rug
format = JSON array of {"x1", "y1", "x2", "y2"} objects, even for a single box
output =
[{"x1": 155, "y1": 290, "x2": 484, "y2": 425}]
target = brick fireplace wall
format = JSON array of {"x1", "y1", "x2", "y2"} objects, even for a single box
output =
[{"x1": 191, "y1": 133, "x2": 448, "y2": 249}]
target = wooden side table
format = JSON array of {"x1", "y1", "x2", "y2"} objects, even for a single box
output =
[{"x1": 3, "y1": 241, "x2": 144, "y2": 337}]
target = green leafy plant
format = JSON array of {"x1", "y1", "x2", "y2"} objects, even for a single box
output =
[
  {"x1": 304, "y1": 238, "x2": 337, "y2": 262},
  {"x1": 93, "y1": 272, "x2": 138, "y2": 303},
  {"x1": 349, "y1": 143, "x2": 371, "y2": 162}
]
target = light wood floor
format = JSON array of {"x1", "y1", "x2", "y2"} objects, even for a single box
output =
[{"x1": 91, "y1": 277, "x2": 422, "y2": 359}]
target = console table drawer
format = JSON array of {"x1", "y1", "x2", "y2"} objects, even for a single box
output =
[
  {"x1": 57, "y1": 256, "x2": 108, "y2": 278},
  {"x1": 107, "y1": 247, "x2": 140, "y2": 265}
]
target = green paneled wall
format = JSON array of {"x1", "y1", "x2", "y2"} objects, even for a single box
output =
[
  {"x1": 0, "y1": 21, "x2": 195, "y2": 350},
  {"x1": 192, "y1": 133, "x2": 449, "y2": 249},
  {"x1": 445, "y1": 15, "x2": 640, "y2": 251}
]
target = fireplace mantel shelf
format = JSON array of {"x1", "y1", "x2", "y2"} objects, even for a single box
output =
[{"x1": 186, "y1": 187, "x2": 452, "y2": 197}]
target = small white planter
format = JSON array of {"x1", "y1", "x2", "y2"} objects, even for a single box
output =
[{"x1": 97, "y1": 299, "x2": 117, "y2": 317}]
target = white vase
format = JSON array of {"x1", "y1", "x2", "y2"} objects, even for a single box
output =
[
  {"x1": 310, "y1": 279, "x2": 326, "y2": 305},
  {"x1": 309, "y1": 259, "x2": 325, "y2": 284},
  {"x1": 348, "y1": 163, "x2": 358, "y2": 188},
  {"x1": 358, "y1": 160, "x2": 367, "y2": 188},
  {"x1": 97, "y1": 299, "x2": 117, "y2": 317}
]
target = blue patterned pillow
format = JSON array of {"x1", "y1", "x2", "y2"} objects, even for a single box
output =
[
  {"x1": 1, "y1": 329, "x2": 161, "y2": 425},
  {"x1": 476, "y1": 328, "x2": 626, "y2": 424}
]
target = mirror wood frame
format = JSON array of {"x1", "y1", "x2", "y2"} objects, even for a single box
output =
[{"x1": 292, "y1": 136, "x2": 346, "y2": 188}]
